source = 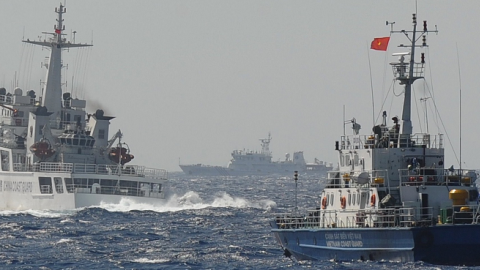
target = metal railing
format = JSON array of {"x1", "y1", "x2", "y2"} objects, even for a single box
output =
[
  {"x1": 274, "y1": 206, "x2": 437, "y2": 229},
  {"x1": 326, "y1": 169, "x2": 389, "y2": 188},
  {"x1": 66, "y1": 183, "x2": 164, "y2": 198},
  {"x1": 399, "y1": 168, "x2": 476, "y2": 186},
  {"x1": 40, "y1": 185, "x2": 52, "y2": 194},
  {"x1": 12, "y1": 162, "x2": 168, "y2": 180},
  {"x1": 391, "y1": 62, "x2": 425, "y2": 79},
  {"x1": 340, "y1": 133, "x2": 443, "y2": 150}
]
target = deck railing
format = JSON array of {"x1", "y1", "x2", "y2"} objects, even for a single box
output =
[
  {"x1": 326, "y1": 169, "x2": 389, "y2": 188},
  {"x1": 65, "y1": 183, "x2": 165, "y2": 198},
  {"x1": 399, "y1": 168, "x2": 476, "y2": 186},
  {"x1": 340, "y1": 133, "x2": 443, "y2": 150},
  {"x1": 274, "y1": 206, "x2": 442, "y2": 229},
  {"x1": 274, "y1": 204, "x2": 480, "y2": 230},
  {"x1": 324, "y1": 167, "x2": 476, "y2": 189},
  {"x1": 12, "y1": 162, "x2": 168, "y2": 180}
]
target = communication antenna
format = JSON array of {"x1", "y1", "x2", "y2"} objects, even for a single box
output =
[
  {"x1": 420, "y1": 97, "x2": 430, "y2": 133},
  {"x1": 294, "y1": 171, "x2": 298, "y2": 213},
  {"x1": 386, "y1": 21, "x2": 395, "y2": 32}
]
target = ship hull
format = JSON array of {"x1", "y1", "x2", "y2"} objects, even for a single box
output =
[
  {"x1": 0, "y1": 191, "x2": 166, "y2": 211},
  {"x1": 179, "y1": 164, "x2": 230, "y2": 176},
  {"x1": 271, "y1": 222, "x2": 480, "y2": 265},
  {"x1": 180, "y1": 164, "x2": 332, "y2": 176},
  {"x1": 0, "y1": 167, "x2": 167, "y2": 211}
]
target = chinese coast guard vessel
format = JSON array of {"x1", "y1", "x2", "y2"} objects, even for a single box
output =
[
  {"x1": 271, "y1": 14, "x2": 480, "y2": 266},
  {"x1": 0, "y1": 4, "x2": 167, "y2": 210},
  {"x1": 179, "y1": 133, "x2": 332, "y2": 176}
]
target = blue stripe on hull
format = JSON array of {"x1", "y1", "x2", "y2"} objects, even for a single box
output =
[
  {"x1": 272, "y1": 227, "x2": 414, "y2": 262},
  {"x1": 272, "y1": 223, "x2": 480, "y2": 265}
]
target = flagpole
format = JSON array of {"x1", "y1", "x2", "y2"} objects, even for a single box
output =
[{"x1": 367, "y1": 42, "x2": 375, "y2": 127}]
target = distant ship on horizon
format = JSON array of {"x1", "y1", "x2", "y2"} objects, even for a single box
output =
[{"x1": 179, "y1": 133, "x2": 333, "y2": 176}]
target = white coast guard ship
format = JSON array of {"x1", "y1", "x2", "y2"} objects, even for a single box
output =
[
  {"x1": 0, "y1": 4, "x2": 167, "y2": 210},
  {"x1": 179, "y1": 133, "x2": 333, "y2": 176},
  {"x1": 271, "y1": 14, "x2": 480, "y2": 266}
]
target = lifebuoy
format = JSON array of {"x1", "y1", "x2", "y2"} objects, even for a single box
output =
[
  {"x1": 340, "y1": 196, "x2": 346, "y2": 209},
  {"x1": 370, "y1": 194, "x2": 376, "y2": 207},
  {"x1": 321, "y1": 197, "x2": 327, "y2": 209}
]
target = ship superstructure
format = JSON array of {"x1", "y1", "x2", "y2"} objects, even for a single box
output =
[{"x1": 0, "y1": 4, "x2": 167, "y2": 210}]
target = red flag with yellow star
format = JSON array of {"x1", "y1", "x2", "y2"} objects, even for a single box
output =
[{"x1": 370, "y1": 37, "x2": 390, "y2": 51}]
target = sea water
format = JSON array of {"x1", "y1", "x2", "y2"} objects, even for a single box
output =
[{"x1": 0, "y1": 173, "x2": 473, "y2": 269}]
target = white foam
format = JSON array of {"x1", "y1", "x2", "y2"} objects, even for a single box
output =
[
  {"x1": 132, "y1": 258, "x2": 169, "y2": 264},
  {"x1": 96, "y1": 191, "x2": 277, "y2": 213},
  {"x1": 0, "y1": 209, "x2": 78, "y2": 218},
  {"x1": 0, "y1": 191, "x2": 276, "y2": 215},
  {"x1": 56, "y1": 238, "x2": 74, "y2": 244}
]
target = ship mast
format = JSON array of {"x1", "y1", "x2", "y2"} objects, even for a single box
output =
[
  {"x1": 390, "y1": 14, "x2": 437, "y2": 146},
  {"x1": 23, "y1": 4, "x2": 92, "y2": 127},
  {"x1": 260, "y1": 133, "x2": 272, "y2": 156}
]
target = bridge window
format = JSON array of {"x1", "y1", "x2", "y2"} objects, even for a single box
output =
[
  {"x1": 65, "y1": 178, "x2": 73, "y2": 193},
  {"x1": 1, "y1": 150, "x2": 9, "y2": 172},
  {"x1": 54, "y1": 177, "x2": 63, "y2": 194},
  {"x1": 39, "y1": 177, "x2": 53, "y2": 194}
]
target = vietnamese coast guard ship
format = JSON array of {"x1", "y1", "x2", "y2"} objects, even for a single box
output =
[
  {"x1": 0, "y1": 4, "x2": 168, "y2": 210},
  {"x1": 179, "y1": 133, "x2": 333, "y2": 176},
  {"x1": 270, "y1": 14, "x2": 480, "y2": 265}
]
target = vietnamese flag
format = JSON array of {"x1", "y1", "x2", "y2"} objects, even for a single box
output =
[
  {"x1": 370, "y1": 37, "x2": 390, "y2": 51},
  {"x1": 55, "y1": 29, "x2": 61, "y2": 34}
]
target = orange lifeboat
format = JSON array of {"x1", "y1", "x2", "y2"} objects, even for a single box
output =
[
  {"x1": 30, "y1": 140, "x2": 55, "y2": 160},
  {"x1": 109, "y1": 147, "x2": 134, "y2": 165}
]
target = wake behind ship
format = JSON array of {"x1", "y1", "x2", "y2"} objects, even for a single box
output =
[
  {"x1": 180, "y1": 133, "x2": 332, "y2": 176},
  {"x1": 270, "y1": 13, "x2": 480, "y2": 266},
  {"x1": 0, "y1": 4, "x2": 168, "y2": 210}
]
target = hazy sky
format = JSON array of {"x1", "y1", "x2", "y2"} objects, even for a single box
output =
[{"x1": 1, "y1": 1, "x2": 480, "y2": 172}]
